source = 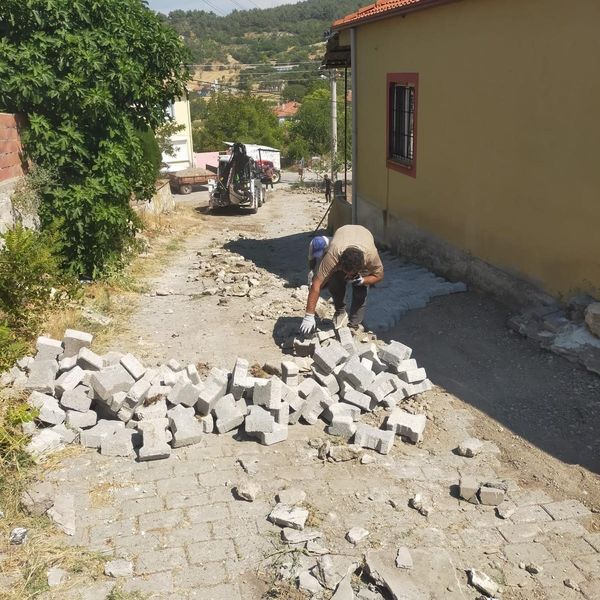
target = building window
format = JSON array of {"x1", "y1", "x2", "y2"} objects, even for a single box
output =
[{"x1": 387, "y1": 73, "x2": 418, "y2": 176}]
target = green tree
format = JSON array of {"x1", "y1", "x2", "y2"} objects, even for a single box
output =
[
  {"x1": 0, "y1": 0, "x2": 189, "y2": 277},
  {"x1": 193, "y1": 92, "x2": 282, "y2": 152}
]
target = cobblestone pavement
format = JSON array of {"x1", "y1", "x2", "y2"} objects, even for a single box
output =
[{"x1": 30, "y1": 189, "x2": 600, "y2": 599}]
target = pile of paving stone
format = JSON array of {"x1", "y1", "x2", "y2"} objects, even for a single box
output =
[{"x1": 2, "y1": 325, "x2": 432, "y2": 462}]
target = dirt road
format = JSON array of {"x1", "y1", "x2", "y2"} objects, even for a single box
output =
[{"x1": 27, "y1": 185, "x2": 600, "y2": 599}]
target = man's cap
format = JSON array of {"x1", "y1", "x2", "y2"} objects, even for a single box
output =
[{"x1": 310, "y1": 236, "x2": 330, "y2": 258}]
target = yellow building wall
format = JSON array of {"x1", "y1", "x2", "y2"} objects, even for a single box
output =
[{"x1": 352, "y1": 0, "x2": 600, "y2": 298}]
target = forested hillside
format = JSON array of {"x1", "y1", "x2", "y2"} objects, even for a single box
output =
[{"x1": 160, "y1": 0, "x2": 363, "y2": 65}]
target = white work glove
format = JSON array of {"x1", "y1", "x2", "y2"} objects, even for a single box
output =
[
  {"x1": 300, "y1": 313, "x2": 316, "y2": 335},
  {"x1": 307, "y1": 270, "x2": 314, "y2": 286},
  {"x1": 351, "y1": 274, "x2": 365, "y2": 287}
]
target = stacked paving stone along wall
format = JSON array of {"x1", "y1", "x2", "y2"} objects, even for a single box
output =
[{"x1": 0, "y1": 113, "x2": 26, "y2": 233}]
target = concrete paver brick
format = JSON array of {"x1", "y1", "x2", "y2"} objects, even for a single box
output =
[
  {"x1": 120, "y1": 353, "x2": 146, "y2": 380},
  {"x1": 365, "y1": 372, "x2": 399, "y2": 403},
  {"x1": 245, "y1": 405, "x2": 275, "y2": 434},
  {"x1": 77, "y1": 347, "x2": 104, "y2": 371},
  {"x1": 385, "y1": 408, "x2": 426, "y2": 443},
  {"x1": 258, "y1": 422, "x2": 289, "y2": 445},
  {"x1": 253, "y1": 376, "x2": 283, "y2": 409},
  {"x1": 135, "y1": 547, "x2": 188, "y2": 575},
  {"x1": 339, "y1": 355, "x2": 375, "y2": 392},
  {"x1": 188, "y1": 538, "x2": 236, "y2": 563},
  {"x1": 90, "y1": 364, "x2": 135, "y2": 404},
  {"x1": 353, "y1": 422, "x2": 394, "y2": 454},
  {"x1": 25, "y1": 359, "x2": 59, "y2": 394},
  {"x1": 187, "y1": 503, "x2": 230, "y2": 524},
  {"x1": 340, "y1": 382, "x2": 376, "y2": 412},
  {"x1": 62, "y1": 329, "x2": 93, "y2": 358},
  {"x1": 138, "y1": 418, "x2": 171, "y2": 461},
  {"x1": 511, "y1": 504, "x2": 554, "y2": 523},
  {"x1": 298, "y1": 377, "x2": 319, "y2": 398},
  {"x1": 313, "y1": 342, "x2": 349, "y2": 375},
  {"x1": 214, "y1": 394, "x2": 245, "y2": 433},
  {"x1": 80, "y1": 419, "x2": 124, "y2": 448},
  {"x1": 169, "y1": 405, "x2": 204, "y2": 448},
  {"x1": 36, "y1": 336, "x2": 63, "y2": 359},
  {"x1": 573, "y1": 554, "x2": 600, "y2": 578},
  {"x1": 55, "y1": 365, "x2": 85, "y2": 397},
  {"x1": 398, "y1": 367, "x2": 427, "y2": 384},
  {"x1": 543, "y1": 500, "x2": 591, "y2": 521},
  {"x1": 100, "y1": 428, "x2": 136, "y2": 457},
  {"x1": 312, "y1": 364, "x2": 341, "y2": 395},
  {"x1": 379, "y1": 340, "x2": 412, "y2": 367},
  {"x1": 60, "y1": 386, "x2": 92, "y2": 412},
  {"x1": 281, "y1": 360, "x2": 300, "y2": 386},
  {"x1": 139, "y1": 508, "x2": 184, "y2": 532},
  {"x1": 503, "y1": 542, "x2": 555, "y2": 565},
  {"x1": 66, "y1": 409, "x2": 97, "y2": 429},
  {"x1": 301, "y1": 384, "x2": 332, "y2": 424},
  {"x1": 337, "y1": 327, "x2": 356, "y2": 353},
  {"x1": 196, "y1": 368, "x2": 228, "y2": 415},
  {"x1": 498, "y1": 522, "x2": 542, "y2": 544},
  {"x1": 230, "y1": 357, "x2": 250, "y2": 399}
]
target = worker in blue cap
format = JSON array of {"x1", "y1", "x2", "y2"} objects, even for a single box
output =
[{"x1": 307, "y1": 235, "x2": 330, "y2": 286}]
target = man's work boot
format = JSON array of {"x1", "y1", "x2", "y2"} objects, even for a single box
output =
[{"x1": 333, "y1": 310, "x2": 348, "y2": 330}]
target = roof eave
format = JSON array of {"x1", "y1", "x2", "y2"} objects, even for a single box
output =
[{"x1": 332, "y1": 0, "x2": 458, "y2": 31}]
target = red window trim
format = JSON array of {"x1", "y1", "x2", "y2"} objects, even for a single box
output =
[{"x1": 386, "y1": 72, "x2": 419, "y2": 178}]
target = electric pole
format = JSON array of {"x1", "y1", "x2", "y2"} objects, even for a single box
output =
[{"x1": 331, "y1": 69, "x2": 338, "y2": 184}]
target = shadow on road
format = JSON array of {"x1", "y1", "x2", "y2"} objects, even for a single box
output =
[{"x1": 379, "y1": 291, "x2": 600, "y2": 474}]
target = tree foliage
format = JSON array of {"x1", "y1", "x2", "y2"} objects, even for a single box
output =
[
  {"x1": 0, "y1": 0, "x2": 189, "y2": 277},
  {"x1": 192, "y1": 92, "x2": 282, "y2": 152}
]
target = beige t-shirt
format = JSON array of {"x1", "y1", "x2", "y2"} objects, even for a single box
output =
[{"x1": 317, "y1": 225, "x2": 384, "y2": 283}]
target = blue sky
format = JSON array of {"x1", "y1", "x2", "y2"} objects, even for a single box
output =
[{"x1": 147, "y1": 0, "x2": 301, "y2": 14}]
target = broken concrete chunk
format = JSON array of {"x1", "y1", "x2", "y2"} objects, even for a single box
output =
[
  {"x1": 457, "y1": 437, "x2": 484, "y2": 458},
  {"x1": 298, "y1": 570, "x2": 323, "y2": 595},
  {"x1": 104, "y1": 559, "x2": 133, "y2": 578},
  {"x1": 331, "y1": 573, "x2": 354, "y2": 600},
  {"x1": 281, "y1": 528, "x2": 323, "y2": 544},
  {"x1": 496, "y1": 500, "x2": 516, "y2": 519},
  {"x1": 478, "y1": 483, "x2": 506, "y2": 506},
  {"x1": 234, "y1": 480, "x2": 261, "y2": 502},
  {"x1": 468, "y1": 568, "x2": 499, "y2": 597},
  {"x1": 10, "y1": 527, "x2": 28, "y2": 544},
  {"x1": 21, "y1": 481, "x2": 56, "y2": 516},
  {"x1": 315, "y1": 554, "x2": 359, "y2": 591},
  {"x1": 268, "y1": 504, "x2": 309, "y2": 530},
  {"x1": 63, "y1": 329, "x2": 93, "y2": 358},
  {"x1": 353, "y1": 423, "x2": 394, "y2": 455},
  {"x1": 47, "y1": 566, "x2": 67, "y2": 587},
  {"x1": 409, "y1": 493, "x2": 433, "y2": 517},
  {"x1": 395, "y1": 546, "x2": 413, "y2": 570},
  {"x1": 25, "y1": 429, "x2": 63, "y2": 459},
  {"x1": 120, "y1": 353, "x2": 146, "y2": 380},
  {"x1": 385, "y1": 409, "x2": 426, "y2": 443},
  {"x1": 66, "y1": 409, "x2": 97, "y2": 430},
  {"x1": 346, "y1": 527, "x2": 369, "y2": 545},
  {"x1": 276, "y1": 488, "x2": 306, "y2": 505},
  {"x1": 47, "y1": 492, "x2": 75, "y2": 535},
  {"x1": 365, "y1": 549, "x2": 423, "y2": 600}
]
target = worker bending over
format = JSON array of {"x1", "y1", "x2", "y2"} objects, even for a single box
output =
[{"x1": 300, "y1": 225, "x2": 384, "y2": 335}]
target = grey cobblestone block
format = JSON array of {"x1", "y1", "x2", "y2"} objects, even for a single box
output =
[
  {"x1": 177, "y1": 563, "x2": 230, "y2": 590},
  {"x1": 100, "y1": 429, "x2": 135, "y2": 457},
  {"x1": 138, "y1": 418, "x2": 171, "y2": 461},
  {"x1": 80, "y1": 419, "x2": 125, "y2": 448},
  {"x1": 60, "y1": 386, "x2": 92, "y2": 412},
  {"x1": 186, "y1": 363, "x2": 201, "y2": 385},
  {"x1": 322, "y1": 402, "x2": 360, "y2": 424},
  {"x1": 58, "y1": 354, "x2": 77, "y2": 373},
  {"x1": 269, "y1": 401, "x2": 290, "y2": 425},
  {"x1": 385, "y1": 409, "x2": 427, "y2": 443},
  {"x1": 77, "y1": 347, "x2": 104, "y2": 371},
  {"x1": 312, "y1": 364, "x2": 340, "y2": 395},
  {"x1": 120, "y1": 496, "x2": 163, "y2": 518},
  {"x1": 169, "y1": 405, "x2": 204, "y2": 448},
  {"x1": 51, "y1": 423, "x2": 78, "y2": 444},
  {"x1": 245, "y1": 405, "x2": 275, "y2": 434},
  {"x1": 188, "y1": 538, "x2": 236, "y2": 563},
  {"x1": 313, "y1": 342, "x2": 349, "y2": 375},
  {"x1": 62, "y1": 329, "x2": 93, "y2": 358},
  {"x1": 55, "y1": 365, "x2": 85, "y2": 397},
  {"x1": 338, "y1": 355, "x2": 375, "y2": 391},
  {"x1": 326, "y1": 413, "x2": 356, "y2": 438},
  {"x1": 36, "y1": 336, "x2": 63, "y2": 360},
  {"x1": 258, "y1": 422, "x2": 289, "y2": 445},
  {"x1": 104, "y1": 558, "x2": 133, "y2": 577},
  {"x1": 340, "y1": 382, "x2": 376, "y2": 412},
  {"x1": 542, "y1": 500, "x2": 591, "y2": 521},
  {"x1": 253, "y1": 376, "x2": 283, "y2": 409},
  {"x1": 230, "y1": 357, "x2": 250, "y2": 399},
  {"x1": 393, "y1": 358, "x2": 418, "y2": 374},
  {"x1": 120, "y1": 353, "x2": 146, "y2": 380},
  {"x1": 134, "y1": 399, "x2": 167, "y2": 421},
  {"x1": 28, "y1": 391, "x2": 65, "y2": 424},
  {"x1": 126, "y1": 377, "x2": 152, "y2": 409},
  {"x1": 25, "y1": 359, "x2": 59, "y2": 394},
  {"x1": 214, "y1": 394, "x2": 245, "y2": 433},
  {"x1": 301, "y1": 385, "x2": 332, "y2": 424},
  {"x1": 398, "y1": 366, "x2": 427, "y2": 384},
  {"x1": 366, "y1": 372, "x2": 400, "y2": 403},
  {"x1": 196, "y1": 368, "x2": 229, "y2": 415},
  {"x1": 66, "y1": 409, "x2": 97, "y2": 429},
  {"x1": 135, "y1": 547, "x2": 187, "y2": 575},
  {"x1": 337, "y1": 327, "x2": 356, "y2": 354},
  {"x1": 574, "y1": 554, "x2": 600, "y2": 578},
  {"x1": 187, "y1": 503, "x2": 230, "y2": 523},
  {"x1": 139, "y1": 508, "x2": 184, "y2": 532},
  {"x1": 353, "y1": 423, "x2": 394, "y2": 454},
  {"x1": 167, "y1": 358, "x2": 183, "y2": 372},
  {"x1": 405, "y1": 379, "x2": 434, "y2": 397},
  {"x1": 281, "y1": 360, "x2": 300, "y2": 386},
  {"x1": 90, "y1": 365, "x2": 135, "y2": 404},
  {"x1": 503, "y1": 542, "x2": 555, "y2": 565},
  {"x1": 498, "y1": 522, "x2": 542, "y2": 544},
  {"x1": 379, "y1": 340, "x2": 412, "y2": 368},
  {"x1": 511, "y1": 504, "x2": 554, "y2": 523}
]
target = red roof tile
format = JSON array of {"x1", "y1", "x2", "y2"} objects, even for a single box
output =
[
  {"x1": 274, "y1": 101, "x2": 301, "y2": 119},
  {"x1": 333, "y1": 0, "x2": 451, "y2": 29}
]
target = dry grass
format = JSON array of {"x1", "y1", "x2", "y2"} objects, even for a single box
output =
[{"x1": 0, "y1": 204, "x2": 202, "y2": 599}]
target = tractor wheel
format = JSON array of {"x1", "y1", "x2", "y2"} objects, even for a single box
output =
[
  {"x1": 179, "y1": 184, "x2": 192, "y2": 195},
  {"x1": 271, "y1": 170, "x2": 281, "y2": 184}
]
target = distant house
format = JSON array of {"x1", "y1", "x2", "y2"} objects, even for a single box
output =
[
  {"x1": 162, "y1": 97, "x2": 194, "y2": 173},
  {"x1": 330, "y1": 0, "x2": 600, "y2": 302},
  {"x1": 274, "y1": 101, "x2": 300, "y2": 124}
]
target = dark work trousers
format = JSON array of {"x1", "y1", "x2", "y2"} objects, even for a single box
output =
[
  {"x1": 325, "y1": 188, "x2": 331, "y2": 202},
  {"x1": 326, "y1": 271, "x2": 368, "y2": 327}
]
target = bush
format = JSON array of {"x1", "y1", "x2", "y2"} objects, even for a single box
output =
[
  {"x1": 0, "y1": 225, "x2": 75, "y2": 332},
  {"x1": 0, "y1": 323, "x2": 29, "y2": 373}
]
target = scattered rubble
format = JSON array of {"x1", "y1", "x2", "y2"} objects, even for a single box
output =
[
  {"x1": 47, "y1": 567, "x2": 68, "y2": 587},
  {"x1": 346, "y1": 526, "x2": 370, "y2": 545},
  {"x1": 104, "y1": 559, "x2": 133, "y2": 578},
  {"x1": 456, "y1": 437, "x2": 484, "y2": 457},
  {"x1": 394, "y1": 546, "x2": 413, "y2": 570},
  {"x1": 234, "y1": 481, "x2": 261, "y2": 502},
  {"x1": 468, "y1": 568, "x2": 500, "y2": 597},
  {"x1": 9, "y1": 527, "x2": 28, "y2": 545}
]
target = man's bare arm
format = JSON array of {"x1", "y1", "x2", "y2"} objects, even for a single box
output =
[
  {"x1": 362, "y1": 271, "x2": 384, "y2": 286},
  {"x1": 305, "y1": 275, "x2": 323, "y2": 314}
]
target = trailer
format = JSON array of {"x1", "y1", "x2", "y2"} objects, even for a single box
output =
[{"x1": 168, "y1": 167, "x2": 213, "y2": 195}]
